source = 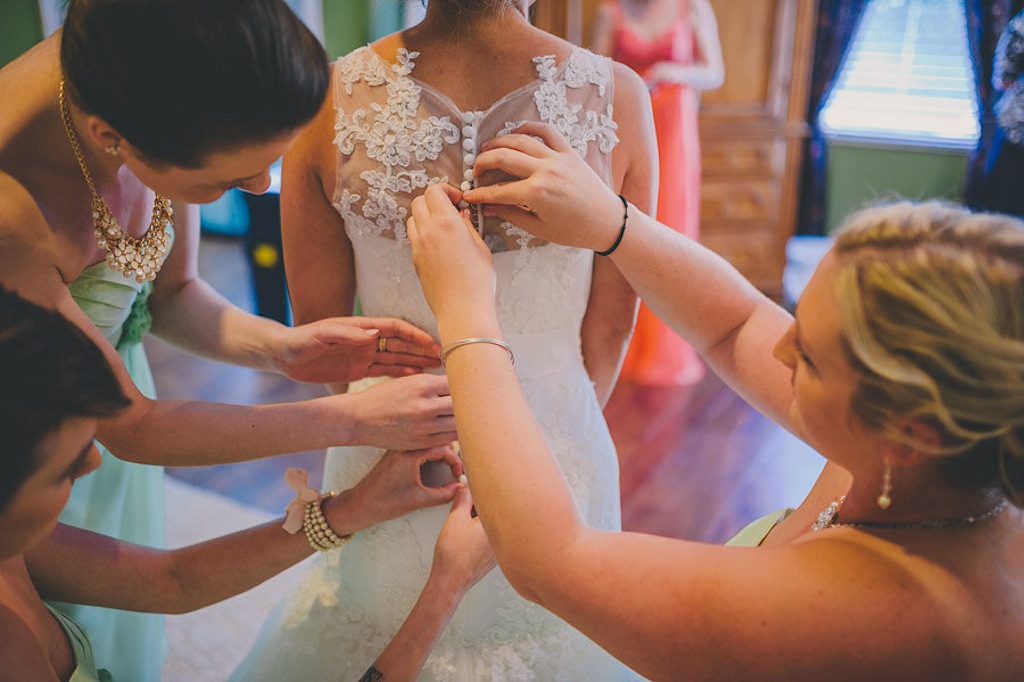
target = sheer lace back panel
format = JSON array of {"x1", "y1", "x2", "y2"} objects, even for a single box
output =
[{"x1": 332, "y1": 46, "x2": 619, "y2": 358}]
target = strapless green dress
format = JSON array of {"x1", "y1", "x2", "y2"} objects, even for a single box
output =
[
  {"x1": 724, "y1": 508, "x2": 794, "y2": 547},
  {"x1": 44, "y1": 603, "x2": 113, "y2": 682},
  {"x1": 53, "y1": 259, "x2": 168, "y2": 682}
]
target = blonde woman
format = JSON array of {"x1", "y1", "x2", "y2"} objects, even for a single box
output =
[{"x1": 406, "y1": 123, "x2": 1024, "y2": 680}]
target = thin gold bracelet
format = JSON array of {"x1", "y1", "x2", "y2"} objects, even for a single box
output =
[{"x1": 439, "y1": 337, "x2": 515, "y2": 368}]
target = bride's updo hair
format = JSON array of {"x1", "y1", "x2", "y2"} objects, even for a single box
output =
[
  {"x1": 831, "y1": 201, "x2": 1024, "y2": 507},
  {"x1": 61, "y1": 0, "x2": 328, "y2": 169}
]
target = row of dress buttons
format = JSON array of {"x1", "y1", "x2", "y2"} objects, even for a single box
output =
[
  {"x1": 459, "y1": 110, "x2": 484, "y2": 211},
  {"x1": 460, "y1": 110, "x2": 483, "y2": 192}
]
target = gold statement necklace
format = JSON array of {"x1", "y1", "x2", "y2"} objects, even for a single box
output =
[{"x1": 58, "y1": 80, "x2": 173, "y2": 283}]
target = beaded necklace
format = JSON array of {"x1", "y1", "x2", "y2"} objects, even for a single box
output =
[{"x1": 58, "y1": 80, "x2": 173, "y2": 283}]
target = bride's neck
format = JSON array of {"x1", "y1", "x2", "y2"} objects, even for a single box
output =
[{"x1": 419, "y1": 1, "x2": 530, "y2": 42}]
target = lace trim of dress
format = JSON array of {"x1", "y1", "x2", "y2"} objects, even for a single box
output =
[{"x1": 331, "y1": 46, "x2": 618, "y2": 245}]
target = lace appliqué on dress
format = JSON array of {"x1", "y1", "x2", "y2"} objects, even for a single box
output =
[
  {"x1": 334, "y1": 47, "x2": 618, "y2": 251},
  {"x1": 532, "y1": 54, "x2": 619, "y2": 158},
  {"x1": 334, "y1": 49, "x2": 460, "y2": 241}
]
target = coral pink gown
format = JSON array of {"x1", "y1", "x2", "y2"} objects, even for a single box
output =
[{"x1": 612, "y1": 1, "x2": 705, "y2": 385}]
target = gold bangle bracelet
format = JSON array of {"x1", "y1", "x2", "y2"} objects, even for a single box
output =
[{"x1": 439, "y1": 337, "x2": 514, "y2": 368}]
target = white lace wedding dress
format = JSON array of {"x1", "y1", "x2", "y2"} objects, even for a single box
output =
[{"x1": 231, "y1": 46, "x2": 640, "y2": 681}]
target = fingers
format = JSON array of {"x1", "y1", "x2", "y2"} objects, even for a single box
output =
[
  {"x1": 418, "y1": 442, "x2": 463, "y2": 469},
  {"x1": 453, "y1": 485, "x2": 474, "y2": 512},
  {"x1": 423, "y1": 182, "x2": 464, "y2": 214},
  {"x1": 504, "y1": 121, "x2": 574, "y2": 153},
  {"x1": 367, "y1": 317, "x2": 439, "y2": 347},
  {"x1": 465, "y1": 147, "x2": 543, "y2": 191},
  {"x1": 309, "y1": 322, "x2": 380, "y2": 345},
  {"x1": 415, "y1": 428, "x2": 459, "y2": 448}
]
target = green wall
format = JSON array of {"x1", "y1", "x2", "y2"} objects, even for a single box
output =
[
  {"x1": 321, "y1": 0, "x2": 404, "y2": 59},
  {"x1": 824, "y1": 140, "x2": 969, "y2": 233},
  {"x1": 0, "y1": 1, "x2": 403, "y2": 67},
  {"x1": 0, "y1": 0, "x2": 43, "y2": 67}
]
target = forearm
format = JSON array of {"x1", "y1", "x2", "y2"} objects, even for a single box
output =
[
  {"x1": 149, "y1": 277, "x2": 288, "y2": 373},
  {"x1": 363, "y1": 569, "x2": 466, "y2": 681},
  {"x1": 96, "y1": 393, "x2": 352, "y2": 466},
  {"x1": 30, "y1": 493, "x2": 370, "y2": 614},
  {"x1": 604, "y1": 210, "x2": 794, "y2": 422},
  {"x1": 436, "y1": 316, "x2": 584, "y2": 598}
]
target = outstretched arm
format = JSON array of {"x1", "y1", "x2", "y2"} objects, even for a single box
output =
[
  {"x1": 462, "y1": 125, "x2": 794, "y2": 428},
  {"x1": 0, "y1": 176, "x2": 455, "y2": 466},
  {"x1": 26, "y1": 447, "x2": 463, "y2": 613},
  {"x1": 148, "y1": 200, "x2": 440, "y2": 384}
]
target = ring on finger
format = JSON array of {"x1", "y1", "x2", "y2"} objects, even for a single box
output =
[{"x1": 377, "y1": 336, "x2": 389, "y2": 353}]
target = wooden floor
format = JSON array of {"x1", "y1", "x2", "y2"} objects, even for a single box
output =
[{"x1": 153, "y1": 235, "x2": 824, "y2": 545}]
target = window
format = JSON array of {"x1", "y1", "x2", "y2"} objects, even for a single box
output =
[{"x1": 820, "y1": 0, "x2": 979, "y2": 149}]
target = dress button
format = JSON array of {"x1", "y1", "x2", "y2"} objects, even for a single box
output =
[
  {"x1": 463, "y1": 153, "x2": 475, "y2": 165},
  {"x1": 462, "y1": 125, "x2": 475, "y2": 138},
  {"x1": 460, "y1": 181, "x2": 472, "y2": 191},
  {"x1": 462, "y1": 111, "x2": 475, "y2": 124},
  {"x1": 463, "y1": 169, "x2": 474, "y2": 181},
  {"x1": 458, "y1": 200, "x2": 469, "y2": 209},
  {"x1": 462, "y1": 138, "x2": 475, "y2": 152}
]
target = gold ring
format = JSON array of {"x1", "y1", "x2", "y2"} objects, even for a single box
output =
[{"x1": 377, "y1": 336, "x2": 388, "y2": 353}]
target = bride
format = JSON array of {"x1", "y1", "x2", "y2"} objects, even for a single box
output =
[{"x1": 232, "y1": 1, "x2": 655, "y2": 678}]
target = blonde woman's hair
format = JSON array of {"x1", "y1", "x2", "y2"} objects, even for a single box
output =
[{"x1": 832, "y1": 201, "x2": 1024, "y2": 507}]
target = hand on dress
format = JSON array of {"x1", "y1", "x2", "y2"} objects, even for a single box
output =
[
  {"x1": 348, "y1": 373, "x2": 457, "y2": 449},
  {"x1": 407, "y1": 184, "x2": 497, "y2": 328},
  {"x1": 431, "y1": 486, "x2": 496, "y2": 595},
  {"x1": 461, "y1": 123, "x2": 625, "y2": 253},
  {"x1": 327, "y1": 444, "x2": 465, "y2": 533},
  {"x1": 273, "y1": 316, "x2": 441, "y2": 384}
]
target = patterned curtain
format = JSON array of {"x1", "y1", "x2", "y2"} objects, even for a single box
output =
[
  {"x1": 796, "y1": 0, "x2": 870, "y2": 235},
  {"x1": 963, "y1": 0, "x2": 1024, "y2": 212}
]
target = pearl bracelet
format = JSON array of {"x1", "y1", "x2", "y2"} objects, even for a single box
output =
[
  {"x1": 303, "y1": 492, "x2": 352, "y2": 552},
  {"x1": 439, "y1": 337, "x2": 515, "y2": 368}
]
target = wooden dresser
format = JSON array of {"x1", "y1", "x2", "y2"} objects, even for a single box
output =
[
  {"x1": 537, "y1": 0, "x2": 819, "y2": 298},
  {"x1": 700, "y1": 0, "x2": 818, "y2": 297}
]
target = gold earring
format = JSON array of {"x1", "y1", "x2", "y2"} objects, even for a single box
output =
[
  {"x1": 104, "y1": 141, "x2": 121, "y2": 156},
  {"x1": 877, "y1": 457, "x2": 892, "y2": 509}
]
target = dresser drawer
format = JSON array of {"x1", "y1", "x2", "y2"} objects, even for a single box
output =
[
  {"x1": 701, "y1": 178, "x2": 781, "y2": 223},
  {"x1": 701, "y1": 138, "x2": 785, "y2": 178}
]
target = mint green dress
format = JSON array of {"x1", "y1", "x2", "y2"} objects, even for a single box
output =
[
  {"x1": 43, "y1": 603, "x2": 113, "y2": 682},
  {"x1": 725, "y1": 508, "x2": 794, "y2": 547},
  {"x1": 53, "y1": 258, "x2": 169, "y2": 682}
]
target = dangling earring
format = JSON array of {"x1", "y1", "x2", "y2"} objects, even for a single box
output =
[
  {"x1": 104, "y1": 140, "x2": 121, "y2": 156},
  {"x1": 877, "y1": 457, "x2": 892, "y2": 509}
]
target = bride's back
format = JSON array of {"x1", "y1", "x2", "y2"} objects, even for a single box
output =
[{"x1": 372, "y1": 1, "x2": 574, "y2": 114}]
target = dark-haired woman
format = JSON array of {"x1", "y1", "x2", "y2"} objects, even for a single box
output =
[
  {"x1": 0, "y1": 286, "x2": 491, "y2": 682},
  {"x1": 0, "y1": 1, "x2": 457, "y2": 679}
]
